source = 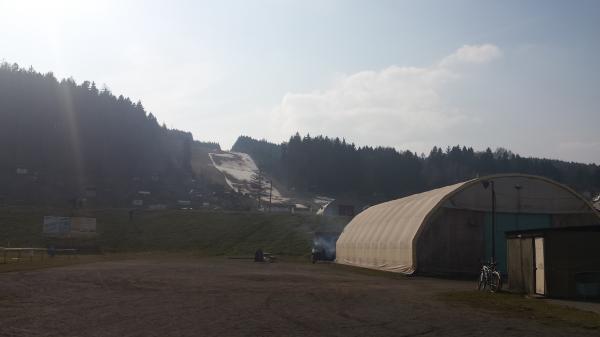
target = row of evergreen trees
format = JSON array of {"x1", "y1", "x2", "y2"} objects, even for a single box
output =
[
  {"x1": 3, "y1": 60, "x2": 599, "y2": 207},
  {"x1": 232, "y1": 134, "x2": 600, "y2": 202},
  {"x1": 0, "y1": 62, "x2": 194, "y2": 206}
]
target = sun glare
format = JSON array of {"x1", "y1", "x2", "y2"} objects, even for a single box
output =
[{"x1": 0, "y1": 0, "x2": 101, "y2": 26}]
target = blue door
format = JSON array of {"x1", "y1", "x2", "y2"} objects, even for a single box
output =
[{"x1": 484, "y1": 213, "x2": 551, "y2": 274}]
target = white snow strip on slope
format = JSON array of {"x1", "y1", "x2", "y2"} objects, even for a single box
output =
[
  {"x1": 209, "y1": 151, "x2": 289, "y2": 203},
  {"x1": 209, "y1": 152, "x2": 258, "y2": 183},
  {"x1": 208, "y1": 152, "x2": 238, "y2": 191}
]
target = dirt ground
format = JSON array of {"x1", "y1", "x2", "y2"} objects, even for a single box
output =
[{"x1": 0, "y1": 257, "x2": 597, "y2": 337}]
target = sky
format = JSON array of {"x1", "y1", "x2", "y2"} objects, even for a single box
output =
[{"x1": 1, "y1": 0, "x2": 599, "y2": 163}]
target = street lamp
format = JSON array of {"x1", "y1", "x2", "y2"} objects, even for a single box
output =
[
  {"x1": 514, "y1": 184, "x2": 522, "y2": 230},
  {"x1": 481, "y1": 179, "x2": 496, "y2": 264},
  {"x1": 514, "y1": 184, "x2": 525, "y2": 288}
]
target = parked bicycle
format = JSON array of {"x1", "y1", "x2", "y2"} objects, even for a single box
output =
[{"x1": 478, "y1": 260, "x2": 502, "y2": 292}]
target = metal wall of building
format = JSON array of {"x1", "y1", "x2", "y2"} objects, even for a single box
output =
[
  {"x1": 416, "y1": 208, "x2": 485, "y2": 275},
  {"x1": 484, "y1": 213, "x2": 551, "y2": 274},
  {"x1": 545, "y1": 231, "x2": 600, "y2": 299},
  {"x1": 417, "y1": 209, "x2": 555, "y2": 276}
]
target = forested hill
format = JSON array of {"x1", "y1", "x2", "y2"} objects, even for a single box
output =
[
  {"x1": 233, "y1": 134, "x2": 600, "y2": 203},
  {"x1": 3, "y1": 61, "x2": 599, "y2": 208},
  {"x1": 0, "y1": 62, "x2": 194, "y2": 206}
]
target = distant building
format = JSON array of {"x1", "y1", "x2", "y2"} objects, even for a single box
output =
[
  {"x1": 177, "y1": 200, "x2": 191, "y2": 206},
  {"x1": 317, "y1": 198, "x2": 366, "y2": 217},
  {"x1": 294, "y1": 204, "x2": 311, "y2": 212},
  {"x1": 84, "y1": 187, "x2": 97, "y2": 198},
  {"x1": 268, "y1": 203, "x2": 311, "y2": 213},
  {"x1": 148, "y1": 204, "x2": 167, "y2": 210},
  {"x1": 269, "y1": 203, "x2": 295, "y2": 213}
]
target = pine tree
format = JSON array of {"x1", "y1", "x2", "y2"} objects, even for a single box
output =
[{"x1": 249, "y1": 168, "x2": 268, "y2": 208}]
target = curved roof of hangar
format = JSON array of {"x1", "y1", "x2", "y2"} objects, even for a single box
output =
[{"x1": 336, "y1": 174, "x2": 600, "y2": 274}]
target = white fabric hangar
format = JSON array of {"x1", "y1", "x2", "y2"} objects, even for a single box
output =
[{"x1": 335, "y1": 174, "x2": 600, "y2": 275}]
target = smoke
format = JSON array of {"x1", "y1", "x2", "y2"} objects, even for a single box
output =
[{"x1": 312, "y1": 233, "x2": 339, "y2": 259}]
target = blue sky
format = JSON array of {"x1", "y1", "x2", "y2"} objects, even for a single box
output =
[{"x1": 1, "y1": 0, "x2": 599, "y2": 163}]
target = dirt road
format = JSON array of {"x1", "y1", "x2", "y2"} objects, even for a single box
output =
[{"x1": 0, "y1": 258, "x2": 596, "y2": 336}]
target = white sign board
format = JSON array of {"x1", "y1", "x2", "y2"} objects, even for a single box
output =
[
  {"x1": 43, "y1": 216, "x2": 97, "y2": 237},
  {"x1": 43, "y1": 216, "x2": 71, "y2": 236}
]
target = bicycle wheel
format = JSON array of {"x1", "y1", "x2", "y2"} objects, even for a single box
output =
[
  {"x1": 477, "y1": 271, "x2": 486, "y2": 291},
  {"x1": 489, "y1": 272, "x2": 502, "y2": 292}
]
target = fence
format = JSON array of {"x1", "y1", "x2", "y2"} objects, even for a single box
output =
[{"x1": 0, "y1": 247, "x2": 77, "y2": 264}]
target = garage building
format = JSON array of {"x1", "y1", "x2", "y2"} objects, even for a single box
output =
[
  {"x1": 506, "y1": 226, "x2": 600, "y2": 299},
  {"x1": 336, "y1": 174, "x2": 600, "y2": 276}
]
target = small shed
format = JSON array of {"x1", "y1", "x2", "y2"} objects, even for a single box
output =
[{"x1": 506, "y1": 226, "x2": 600, "y2": 299}]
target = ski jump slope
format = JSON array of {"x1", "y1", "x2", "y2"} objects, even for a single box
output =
[{"x1": 208, "y1": 151, "x2": 289, "y2": 204}]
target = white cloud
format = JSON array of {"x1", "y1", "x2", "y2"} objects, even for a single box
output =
[
  {"x1": 439, "y1": 44, "x2": 502, "y2": 67},
  {"x1": 272, "y1": 44, "x2": 502, "y2": 151}
]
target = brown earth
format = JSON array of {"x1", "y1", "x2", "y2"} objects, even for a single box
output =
[{"x1": 0, "y1": 257, "x2": 597, "y2": 337}]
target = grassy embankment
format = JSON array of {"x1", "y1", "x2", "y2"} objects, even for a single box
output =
[
  {"x1": 0, "y1": 207, "x2": 348, "y2": 256},
  {"x1": 440, "y1": 291, "x2": 600, "y2": 330}
]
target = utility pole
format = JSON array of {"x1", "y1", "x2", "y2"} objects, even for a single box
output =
[
  {"x1": 482, "y1": 179, "x2": 496, "y2": 264},
  {"x1": 269, "y1": 180, "x2": 272, "y2": 212},
  {"x1": 491, "y1": 181, "x2": 496, "y2": 263},
  {"x1": 515, "y1": 183, "x2": 525, "y2": 291},
  {"x1": 515, "y1": 184, "x2": 522, "y2": 230}
]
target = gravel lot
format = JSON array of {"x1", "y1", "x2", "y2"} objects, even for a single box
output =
[{"x1": 0, "y1": 257, "x2": 596, "y2": 337}]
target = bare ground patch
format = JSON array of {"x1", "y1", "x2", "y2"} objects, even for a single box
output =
[{"x1": 0, "y1": 258, "x2": 598, "y2": 337}]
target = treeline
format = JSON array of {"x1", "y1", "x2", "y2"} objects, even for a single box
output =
[
  {"x1": 232, "y1": 136, "x2": 282, "y2": 173},
  {"x1": 3, "y1": 61, "x2": 599, "y2": 207},
  {"x1": 0, "y1": 62, "x2": 195, "y2": 206},
  {"x1": 232, "y1": 134, "x2": 600, "y2": 202}
]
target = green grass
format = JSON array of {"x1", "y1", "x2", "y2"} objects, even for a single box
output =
[
  {"x1": 0, "y1": 207, "x2": 349, "y2": 257},
  {"x1": 439, "y1": 290, "x2": 600, "y2": 330}
]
